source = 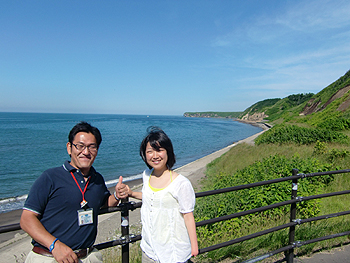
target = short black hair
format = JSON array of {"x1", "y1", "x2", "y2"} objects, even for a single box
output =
[
  {"x1": 140, "y1": 126, "x2": 176, "y2": 169},
  {"x1": 68, "y1": 121, "x2": 102, "y2": 147}
]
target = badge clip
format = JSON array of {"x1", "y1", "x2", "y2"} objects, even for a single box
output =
[{"x1": 80, "y1": 200, "x2": 88, "y2": 209}]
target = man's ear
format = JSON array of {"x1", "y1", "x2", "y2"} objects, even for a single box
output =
[{"x1": 67, "y1": 142, "x2": 72, "y2": 156}]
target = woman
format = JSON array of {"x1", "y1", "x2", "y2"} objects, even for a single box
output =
[{"x1": 117, "y1": 126, "x2": 198, "y2": 263}]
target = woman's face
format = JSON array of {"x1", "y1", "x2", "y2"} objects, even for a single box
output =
[{"x1": 145, "y1": 142, "x2": 168, "y2": 170}]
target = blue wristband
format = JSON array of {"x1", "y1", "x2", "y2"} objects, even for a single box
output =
[{"x1": 49, "y1": 238, "x2": 58, "y2": 252}]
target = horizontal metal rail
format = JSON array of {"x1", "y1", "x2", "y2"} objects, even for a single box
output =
[
  {"x1": 0, "y1": 202, "x2": 143, "y2": 234},
  {"x1": 195, "y1": 169, "x2": 350, "y2": 198},
  {"x1": 94, "y1": 234, "x2": 142, "y2": 250},
  {"x1": 0, "y1": 223, "x2": 21, "y2": 234},
  {"x1": 243, "y1": 230, "x2": 350, "y2": 263},
  {"x1": 195, "y1": 175, "x2": 301, "y2": 198},
  {"x1": 199, "y1": 221, "x2": 295, "y2": 254},
  {"x1": 196, "y1": 199, "x2": 295, "y2": 227},
  {"x1": 196, "y1": 190, "x2": 350, "y2": 227}
]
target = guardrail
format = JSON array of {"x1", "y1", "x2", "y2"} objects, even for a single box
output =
[{"x1": 1, "y1": 168, "x2": 350, "y2": 263}]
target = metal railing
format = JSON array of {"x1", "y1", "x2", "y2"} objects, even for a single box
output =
[
  {"x1": 195, "y1": 168, "x2": 350, "y2": 262},
  {"x1": 1, "y1": 168, "x2": 350, "y2": 263}
]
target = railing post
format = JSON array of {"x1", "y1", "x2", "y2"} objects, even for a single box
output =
[
  {"x1": 286, "y1": 168, "x2": 299, "y2": 263},
  {"x1": 121, "y1": 197, "x2": 129, "y2": 263}
]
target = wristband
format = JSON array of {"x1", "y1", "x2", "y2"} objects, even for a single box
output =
[
  {"x1": 49, "y1": 238, "x2": 58, "y2": 252},
  {"x1": 114, "y1": 192, "x2": 120, "y2": 201}
]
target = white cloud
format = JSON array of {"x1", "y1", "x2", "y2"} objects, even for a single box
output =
[
  {"x1": 275, "y1": 0, "x2": 350, "y2": 31},
  {"x1": 211, "y1": 37, "x2": 231, "y2": 47}
]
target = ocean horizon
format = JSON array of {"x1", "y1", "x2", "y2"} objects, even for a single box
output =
[{"x1": 0, "y1": 112, "x2": 262, "y2": 213}]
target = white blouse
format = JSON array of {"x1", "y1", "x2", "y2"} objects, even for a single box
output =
[{"x1": 140, "y1": 169, "x2": 196, "y2": 263}]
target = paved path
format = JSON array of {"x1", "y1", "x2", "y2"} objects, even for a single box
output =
[{"x1": 293, "y1": 243, "x2": 350, "y2": 263}]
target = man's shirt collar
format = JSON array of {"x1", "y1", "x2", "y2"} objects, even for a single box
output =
[{"x1": 63, "y1": 160, "x2": 96, "y2": 178}]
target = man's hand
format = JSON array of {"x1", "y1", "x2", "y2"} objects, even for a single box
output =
[
  {"x1": 51, "y1": 240, "x2": 78, "y2": 263},
  {"x1": 115, "y1": 176, "x2": 130, "y2": 199},
  {"x1": 20, "y1": 210, "x2": 78, "y2": 262}
]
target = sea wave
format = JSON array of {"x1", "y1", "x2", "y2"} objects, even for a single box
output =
[
  {"x1": 0, "y1": 195, "x2": 27, "y2": 214},
  {"x1": 105, "y1": 173, "x2": 143, "y2": 188}
]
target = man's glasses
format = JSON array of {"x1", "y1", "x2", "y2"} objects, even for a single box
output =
[{"x1": 72, "y1": 143, "x2": 98, "y2": 153}]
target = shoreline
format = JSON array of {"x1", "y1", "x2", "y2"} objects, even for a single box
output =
[
  {"x1": 0, "y1": 178, "x2": 144, "y2": 228},
  {"x1": 235, "y1": 118, "x2": 272, "y2": 130}
]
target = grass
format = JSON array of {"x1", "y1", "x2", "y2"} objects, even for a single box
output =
[
  {"x1": 101, "y1": 241, "x2": 142, "y2": 263},
  {"x1": 101, "y1": 224, "x2": 142, "y2": 263},
  {"x1": 194, "y1": 142, "x2": 350, "y2": 262},
  {"x1": 203, "y1": 143, "x2": 315, "y2": 189}
]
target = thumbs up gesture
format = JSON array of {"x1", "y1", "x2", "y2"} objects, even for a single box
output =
[{"x1": 115, "y1": 176, "x2": 130, "y2": 199}]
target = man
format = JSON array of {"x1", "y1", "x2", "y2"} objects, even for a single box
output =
[{"x1": 20, "y1": 121, "x2": 128, "y2": 263}]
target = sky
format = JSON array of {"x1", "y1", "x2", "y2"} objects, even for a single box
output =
[{"x1": 1, "y1": 0, "x2": 350, "y2": 116}]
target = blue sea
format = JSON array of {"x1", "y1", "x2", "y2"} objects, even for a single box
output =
[{"x1": 0, "y1": 112, "x2": 262, "y2": 213}]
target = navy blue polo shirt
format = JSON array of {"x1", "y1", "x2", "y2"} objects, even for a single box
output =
[{"x1": 23, "y1": 160, "x2": 110, "y2": 250}]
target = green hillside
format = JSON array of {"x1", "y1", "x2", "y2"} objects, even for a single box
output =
[
  {"x1": 192, "y1": 68, "x2": 350, "y2": 262},
  {"x1": 183, "y1": 111, "x2": 242, "y2": 118},
  {"x1": 239, "y1": 93, "x2": 314, "y2": 123},
  {"x1": 242, "y1": 69, "x2": 350, "y2": 128}
]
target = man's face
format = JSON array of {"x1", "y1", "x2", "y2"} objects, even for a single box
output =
[{"x1": 67, "y1": 132, "x2": 98, "y2": 175}]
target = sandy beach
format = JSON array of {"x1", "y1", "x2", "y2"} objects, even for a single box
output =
[{"x1": 0, "y1": 129, "x2": 266, "y2": 263}]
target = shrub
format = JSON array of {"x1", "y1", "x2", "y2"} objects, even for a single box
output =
[
  {"x1": 317, "y1": 118, "x2": 350, "y2": 131},
  {"x1": 255, "y1": 124, "x2": 349, "y2": 145},
  {"x1": 313, "y1": 141, "x2": 327, "y2": 155}
]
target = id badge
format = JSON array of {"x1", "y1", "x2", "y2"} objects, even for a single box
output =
[{"x1": 78, "y1": 208, "x2": 93, "y2": 226}]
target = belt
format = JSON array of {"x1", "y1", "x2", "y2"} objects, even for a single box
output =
[{"x1": 33, "y1": 246, "x2": 94, "y2": 259}]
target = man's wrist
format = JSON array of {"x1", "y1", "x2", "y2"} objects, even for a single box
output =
[
  {"x1": 113, "y1": 192, "x2": 120, "y2": 201},
  {"x1": 49, "y1": 238, "x2": 58, "y2": 252}
]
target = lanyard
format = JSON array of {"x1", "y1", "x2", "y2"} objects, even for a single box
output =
[{"x1": 70, "y1": 172, "x2": 90, "y2": 208}]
